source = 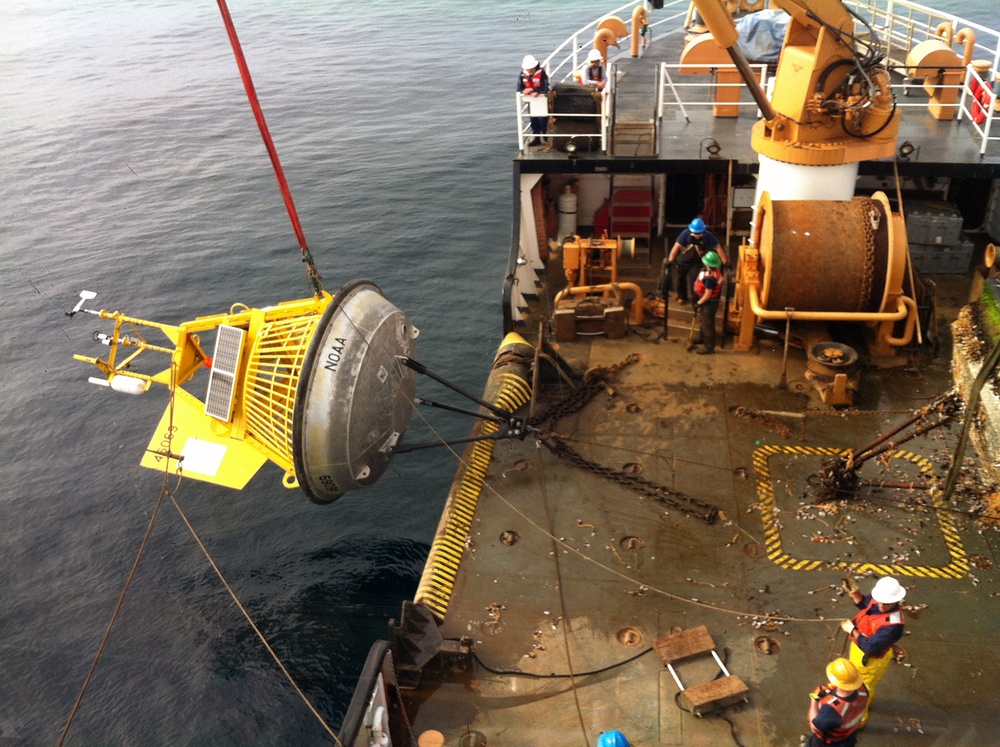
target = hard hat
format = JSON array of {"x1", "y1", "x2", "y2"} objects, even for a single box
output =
[
  {"x1": 702, "y1": 251, "x2": 722, "y2": 268},
  {"x1": 871, "y1": 576, "x2": 906, "y2": 604},
  {"x1": 587, "y1": 48, "x2": 603, "y2": 63},
  {"x1": 826, "y1": 657, "x2": 864, "y2": 691},
  {"x1": 689, "y1": 217, "x2": 707, "y2": 233},
  {"x1": 597, "y1": 731, "x2": 630, "y2": 747},
  {"x1": 522, "y1": 54, "x2": 539, "y2": 70}
]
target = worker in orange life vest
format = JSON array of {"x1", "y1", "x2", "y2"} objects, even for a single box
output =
[
  {"x1": 691, "y1": 250, "x2": 724, "y2": 355},
  {"x1": 839, "y1": 576, "x2": 906, "y2": 727},
  {"x1": 807, "y1": 658, "x2": 869, "y2": 747},
  {"x1": 518, "y1": 54, "x2": 550, "y2": 142},
  {"x1": 666, "y1": 217, "x2": 725, "y2": 305}
]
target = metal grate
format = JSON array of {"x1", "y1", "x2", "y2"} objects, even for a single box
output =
[
  {"x1": 204, "y1": 325, "x2": 245, "y2": 421},
  {"x1": 243, "y1": 314, "x2": 322, "y2": 467}
]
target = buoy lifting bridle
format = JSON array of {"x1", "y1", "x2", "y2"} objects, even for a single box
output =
[{"x1": 389, "y1": 356, "x2": 530, "y2": 454}]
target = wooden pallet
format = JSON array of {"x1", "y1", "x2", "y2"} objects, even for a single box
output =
[{"x1": 654, "y1": 625, "x2": 749, "y2": 716}]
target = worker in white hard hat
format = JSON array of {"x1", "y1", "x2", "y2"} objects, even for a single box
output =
[
  {"x1": 518, "y1": 54, "x2": 550, "y2": 144},
  {"x1": 838, "y1": 575, "x2": 906, "y2": 727},
  {"x1": 580, "y1": 48, "x2": 606, "y2": 91},
  {"x1": 807, "y1": 658, "x2": 869, "y2": 746}
]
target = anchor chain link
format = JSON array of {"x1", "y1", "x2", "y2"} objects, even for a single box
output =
[
  {"x1": 529, "y1": 354, "x2": 719, "y2": 524},
  {"x1": 540, "y1": 436, "x2": 719, "y2": 523}
]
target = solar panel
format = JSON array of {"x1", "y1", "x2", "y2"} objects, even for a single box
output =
[{"x1": 204, "y1": 325, "x2": 245, "y2": 421}]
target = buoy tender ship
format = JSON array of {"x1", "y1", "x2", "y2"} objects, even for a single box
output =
[
  {"x1": 338, "y1": 0, "x2": 1000, "y2": 744},
  {"x1": 67, "y1": 0, "x2": 1000, "y2": 743}
]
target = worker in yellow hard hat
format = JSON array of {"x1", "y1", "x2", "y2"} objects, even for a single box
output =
[
  {"x1": 839, "y1": 576, "x2": 906, "y2": 727},
  {"x1": 807, "y1": 658, "x2": 869, "y2": 746}
]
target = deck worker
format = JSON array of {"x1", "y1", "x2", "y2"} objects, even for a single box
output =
[
  {"x1": 839, "y1": 576, "x2": 906, "y2": 727},
  {"x1": 807, "y1": 658, "x2": 869, "y2": 746},
  {"x1": 665, "y1": 218, "x2": 725, "y2": 305},
  {"x1": 691, "y1": 250, "x2": 724, "y2": 355},
  {"x1": 597, "y1": 730, "x2": 630, "y2": 747},
  {"x1": 518, "y1": 54, "x2": 550, "y2": 144},
  {"x1": 580, "y1": 48, "x2": 607, "y2": 91}
]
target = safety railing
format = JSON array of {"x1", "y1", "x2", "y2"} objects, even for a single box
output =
[
  {"x1": 518, "y1": 0, "x2": 1000, "y2": 155},
  {"x1": 657, "y1": 62, "x2": 770, "y2": 120},
  {"x1": 958, "y1": 63, "x2": 1000, "y2": 155},
  {"x1": 516, "y1": 88, "x2": 609, "y2": 154},
  {"x1": 846, "y1": 0, "x2": 1000, "y2": 153},
  {"x1": 540, "y1": 0, "x2": 690, "y2": 84},
  {"x1": 846, "y1": 0, "x2": 1000, "y2": 74}
]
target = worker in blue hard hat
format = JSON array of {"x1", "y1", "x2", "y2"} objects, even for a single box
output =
[
  {"x1": 597, "y1": 730, "x2": 630, "y2": 747},
  {"x1": 665, "y1": 217, "x2": 726, "y2": 305}
]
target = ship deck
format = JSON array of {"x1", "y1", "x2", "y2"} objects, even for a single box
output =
[
  {"x1": 388, "y1": 6, "x2": 1000, "y2": 746},
  {"x1": 405, "y1": 275, "x2": 1000, "y2": 746}
]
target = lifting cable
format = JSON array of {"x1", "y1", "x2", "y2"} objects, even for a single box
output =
[
  {"x1": 59, "y1": 365, "x2": 343, "y2": 746},
  {"x1": 57, "y1": 457, "x2": 171, "y2": 747},
  {"x1": 57, "y1": 365, "x2": 180, "y2": 747},
  {"x1": 215, "y1": 0, "x2": 324, "y2": 296},
  {"x1": 166, "y1": 490, "x2": 343, "y2": 746}
]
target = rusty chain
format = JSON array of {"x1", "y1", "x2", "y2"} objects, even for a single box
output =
[
  {"x1": 539, "y1": 436, "x2": 720, "y2": 523},
  {"x1": 857, "y1": 196, "x2": 876, "y2": 310},
  {"x1": 529, "y1": 354, "x2": 720, "y2": 524}
]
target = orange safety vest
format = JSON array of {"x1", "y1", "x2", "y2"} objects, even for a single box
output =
[
  {"x1": 693, "y1": 267, "x2": 723, "y2": 300},
  {"x1": 520, "y1": 67, "x2": 546, "y2": 94},
  {"x1": 811, "y1": 686, "x2": 869, "y2": 743},
  {"x1": 852, "y1": 598, "x2": 904, "y2": 657}
]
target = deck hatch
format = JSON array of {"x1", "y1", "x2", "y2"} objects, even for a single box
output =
[{"x1": 204, "y1": 325, "x2": 245, "y2": 421}]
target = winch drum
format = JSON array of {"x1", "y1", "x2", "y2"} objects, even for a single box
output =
[{"x1": 756, "y1": 195, "x2": 892, "y2": 313}]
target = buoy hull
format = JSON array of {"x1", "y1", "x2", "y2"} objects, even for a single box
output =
[{"x1": 292, "y1": 280, "x2": 417, "y2": 504}]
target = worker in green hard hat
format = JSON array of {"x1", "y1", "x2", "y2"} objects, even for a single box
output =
[
  {"x1": 665, "y1": 217, "x2": 725, "y2": 304},
  {"x1": 691, "y1": 250, "x2": 724, "y2": 355}
]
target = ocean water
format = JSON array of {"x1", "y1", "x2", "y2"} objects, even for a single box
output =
[{"x1": 0, "y1": 0, "x2": 991, "y2": 744}]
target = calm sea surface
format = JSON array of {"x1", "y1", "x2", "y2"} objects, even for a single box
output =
[{"x1": 0, "y1": 0, "x2": 990, "y2": 744}]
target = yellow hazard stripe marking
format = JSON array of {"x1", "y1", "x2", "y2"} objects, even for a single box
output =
[
  {"x1": 415, "y1": 371, "x2": 532, "y2": 620},
  {"x1": 753, "y1": 444, "x2": 970, "y2": 579}
]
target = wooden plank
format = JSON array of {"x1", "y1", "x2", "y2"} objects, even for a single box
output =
[
  {"x1": 653, "y1": 625, "x2": 716, "y2": 664},
  {"x1": 679, "y1": 675, "x2": 749, "y2": 716}
]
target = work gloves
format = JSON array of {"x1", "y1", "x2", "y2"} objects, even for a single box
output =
[{"x1": 840, "y1": 577, "x2": 859, "y2": 595}]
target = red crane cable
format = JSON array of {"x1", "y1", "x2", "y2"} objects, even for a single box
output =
[{"x1": 215, "y1": 0, "x2": 324, "y2": 294}]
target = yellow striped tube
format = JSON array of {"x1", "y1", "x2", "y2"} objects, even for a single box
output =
[{"x1": 415, "y1": 333, "x2": 533, "y2": 620}]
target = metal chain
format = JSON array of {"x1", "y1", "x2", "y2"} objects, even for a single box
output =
[
  {"x1": 529, "y1": 354, "x2": 640, "y2": 428},
  {"x1": 540, "y1": 435, "x2": 719, "y2": 523},
  {"x1": 856, "y1": 197, "x2": 876, "y2": 309},
  {"x1": 529, "y1": 354, "x2": 719, "y2": 524}
]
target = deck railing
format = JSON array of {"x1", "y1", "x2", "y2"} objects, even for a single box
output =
[
  {"x1": 958, "y1": 63, "x2": 1000, "y2": 155},
  {"x1": 516, "y1": 88, "x2": 610, "y2": 153},
  {"x1": 540, "y1": 0, "x2": 690, "y2": 84},
  {"x1": 846, "y1": 0, "x2": 1000, "y2": 73},
  {"x1": 657, "y1": 62, "x2": 770, "y2": 120},
  {"x1": 523, "y1": 0, "x2": 1000, "y2": 156}
]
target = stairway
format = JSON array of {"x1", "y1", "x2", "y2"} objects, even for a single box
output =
[{"x1": 611, "y1": 120, "x2": 657, "y2": 156}]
